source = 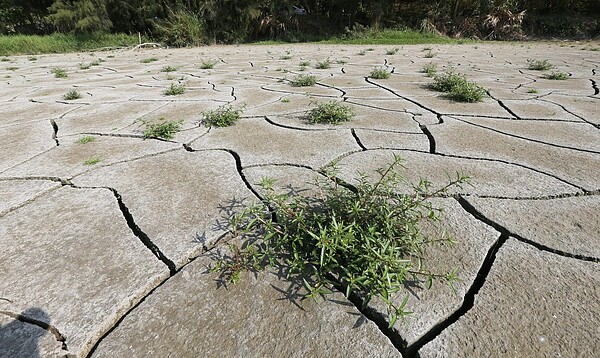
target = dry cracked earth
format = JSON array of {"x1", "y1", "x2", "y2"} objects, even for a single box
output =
[{"x1": 0, "y1": 42, "x2": 599, "y2": 358}]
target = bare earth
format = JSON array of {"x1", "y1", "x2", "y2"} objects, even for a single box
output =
[{"x1": 1, "y1": 42, "x2": 599, "y2": 358}]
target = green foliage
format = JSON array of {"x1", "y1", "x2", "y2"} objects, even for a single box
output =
[
  {"x1": 5, "y1": 66, "x2": 17, "y2": 70},
  {"x1": 155, "y1": 9, "x2": 205, "y2": 47},
  {"x1": 140, "y1": 57, "x2": 158, "y2": 64},
  {"x1": 386, "y1": 48, "x2": 399, "y2": 55},
  {"x1": 527, "y1": 59, "x2": 553, "y2": 70},
  {"x1": 163, "y1": 83, "x2": 185, "y2": 96},
  {"x1": 160, "y1": 65, "x2": 177, "y2": 72},
  {"x1": 62, "y1": 89, "x2": 81, "y2": 100},
  {"x1": 201, "y1": 104, "x2": 243, "y2": 127},
  {"x1": 429, "y1": 71, "x2": 486, "y2": 102},
  {"x1": 200, "y1": 59, "x2": 217, "y2": 69},
  {"x1": 542, "y1": 71, "x2": 569, "y2": 80},
  {"x1": 315, "y1": 59, "x2": 331, "y2": 69},
  {"x1": 421, "y1": 62, "x2": 438, "y2": 77},
  {"x1": 143, "y1": 118, "x2": 182, "y2": 140},
  {"x1": 76, "y1": 135, "x2": 95, "y2": 144},
  {"x1": 527, "y1": 88, "x2": 538, "y2": 93},
  {"x1": 290, "y1": 74, "x2": 316, "y2": 87},
  {"x1": 212, "y1": 155, "x2": 467, "y2": 327},
  {"x1": 299, "y1": 60, "x2": 311, "y2": 67},
  {"x1": 369, "y1": 67, "x2": 391, "y2": 79},
  {"x1": 46, "y1": 0, "x2": 112, "y2": 34},
  {"x1": 83, "y1": 157, "x2": 101, "y2": 165},
  {"x1": 51, "y1": 67, "x2": 67, "y2": 78},
  {"x1": 424, "y1": 50, "x2": 436, "y2": 58},
  {"x1": 306, "y1": 101, "x2": 354, "y2": 125}
]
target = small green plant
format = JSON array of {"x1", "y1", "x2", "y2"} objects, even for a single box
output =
[
  {"x1": 79, "y1": 63, "x2": 91, "y2": 70},
  {"x1": 424, "y1": 50, "x2": 436, "y2": 58},
  {"x1": 212, "y1": 155, "x2": 467, "y2": 327},
  {"x1": 163, "y1": 83, "x2": 186, "y2": 95},
  {"x1": 200, "y1": 59, "x2": 217, "y2": 69},
  {"x1": 1, "y1": 57, "x2": 10, "y2": 62},
  {"x1": 52, "y1": 68, "x2": 68, "y2": 78},
  {"x1": 143, "y1": 118, "x2": 182, "y2": 139},
  {"x1": 201, "y1": 104, "x2": 243, "y2": 127},
  {"x1": 161, "y1": 65, "x2": 178, "y2": 72},
  {"x1": 290, "y1": 74, "x2": 317, "y2": 87},
  {"x1": 306, "y1": 101, "x2": 354, "y2": 124},
  {"x1": 337, "y1": 59, "x2": 347, "y2": 64},
  {"x1": 369, "y1": 67, "x2": 391, "y2": 79},
  {"x1": 280, "y1": 55, "x2": 293, "y2": 60},
  {"x1": 63, "y1": 89, "x2": 82, "y2": 100},
  {"x1": 357, "y1": 50, "x2": 366, "y2": 55},
  {"x1": 315, "y1": 59, "x2": 331, "y2": 69},
  {"x1": 527, "y1": 59, "x2": 553, "y2": 71},
  {"x1": 76, "y1": 136, "x2": 95, "y2": 144},
  {"x1": 527, "y1": 88, "x2": 538, "y2": 94},
  {"x1": 281, "y1": 98, "x2": 290, "y2": 103},
  {"x1": 421, "y1": 62, "x2": 437, "y2": 77},
  {"x1": 83, "y1": 157, "x2": 101, "y2": 165},
  {"x1": 6, "y1": 66, "x2": 18, "y2": 71},
  {"x1": 299, "y1": 60, "x2": 311, "y2": 67},
  {"x1": 28, "y1": 56, "x2": 38, "y2": 61},
  {"x1": 429, "y1": 71, "x2": 485, "y2": 102},
  {"x1": 542, "y1": 71, "x2": 569, "y2": 80},
  {"x1": 386, "y1": 48, "x2": 399, "y2": 55},
  {"x1": 141, "y1": 57, "x2": 159, "y2": 63}
]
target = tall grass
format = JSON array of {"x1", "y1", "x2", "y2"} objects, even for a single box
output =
[{"x1": 0, "y1": 33, "x2": 143, "y2": 56}]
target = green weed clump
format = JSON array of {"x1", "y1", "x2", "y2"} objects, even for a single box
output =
[
  {"x1": 52, "y1": 67, "x2": 68, "y2": 78},
  {"x1": 429, "y1": 71, "x2": 485, "y2": 102},
  {"x1": 306, "y1": 101, "x2": 354, "y2": 124},
  {"x1": 386, "y1": 48, "x2": 399, "y2": 55},
  {"x1": 212, "y1": 155, "x2": 467, "y2": 327},
  {"x1": 143, "y1": 118, "x2": 182, "y2": 139},
  {"x1": 76, "y1": 136, "x2": 95, "y2": 144},
  {"x1": 63, "y1": 89, "x2": 82, "y2": 100},
  {"x1": 201, "y1": 104, "x2": 243, "y2": 127},
  {"x1": 542, "y1": 71, "x2": 569, "y2": 80},
  {"x1": 421, "y1": 62, "x2": 437, "y2": 77},
  {"x1": 527, "y1": 59, "x2": 553, "y2": 71},
  {"x1": 369, "y1": 67, "x2": 391, "y2": 79},
  {"x1": 164, "y1": 83, "x2": 186, "y2": 95},
  {"x1": 290, "y1": 74, "x2": 317, "y2": 87},
  {"x1": 161, "y1": 65, "x2": 177, "y2": 72},
  {"x1": 83, "y1": 157, "x2": 101, "y2": 165},
  {"x1": 315, "y1": 59, "x2": 331, "y2": 69},
  {"x1": 141, "y1": 57, "x2": 158, "y2": 63},
  {"x1": 200, "y1": 59, "x2": 217, "y2": 69}
]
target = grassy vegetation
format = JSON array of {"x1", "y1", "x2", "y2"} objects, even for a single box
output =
[
  {"x1": 160, "y1": 65, "x2": 178, "y2": 72},
  {"x1": 141, "y1": 57, "x2": 159, "y2": 63},
  {"x1": 318, "y1": 29, "x2": 460, "y2": 45},
  {"x1": 200, "y1": 59, "x2": 217, "y2": 69},
  {"x1": 213, "y1": 155, "x2": 467, "y2": 327},
  {"x1": 76, "y1": 135, "x2": 96, "y2": 144},
  {"x1": 369, "y1": 67, "x2": 391, "y2": 79},
  {"x1": 143, "y1": 118, "x2": 182, "y2": 139},
  {"x1": 51, "y1": 67, "x2": 68, "y2": 78},
  {"x1": 421, "y1": 62, "x2": 438, "y2": 77},
  {"x1": 63, "y1": 89, "x2": 82, "y2": 100},
  {"x1": 163, "y1": 83, "x2": 186, "y2": 95},
  {"x1": 201, "y1": 104, "x2": 243, "y2": 127},
  {"x1": 429, "y1": 70, "x2": 486, "y2": 102},
  {"x1": 315, "y1": 59, "x2": 331, "y2": 69},
  {"x1": 0, "y1": 33, "x2": 142, "y2": 56},
  {"x1": 306, "y1": 101, "x2": 355, "y2": 124},
  {"x1": 527, "y1": 59, "x2": 553, "y2": 71},
  {"x1": 290, "y1": 74, "x2": 317, "y2": 87},
  {"x1": 83, "y1": 157, "x2": 101, "y2": 165},
  {"x1": 542, "y1": 71, "x2": 569, "y2": 80}
]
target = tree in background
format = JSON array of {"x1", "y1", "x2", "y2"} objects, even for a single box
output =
[{"x1": 46, "y1": 0, "x2": 112, "y2": 33}]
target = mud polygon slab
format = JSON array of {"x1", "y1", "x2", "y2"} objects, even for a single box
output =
[
  {"x1": 90, "y1": 255, "x2": 400, "y2": 358},
  {"x1": 73, "y1": 149, "x2": 257, "y2": 268},
  {"x1": 419, "y1": 239, "x2": 600, "y2": 357},
  {"x1": 0, "y1": 186, "x2": 167, "y2": 357},
  {"x1": 0, "y1": 312, "x2": 67, "y2": 357},
  {"x1": 353, "y1": 130, "x2": 429, "y2": 151},
  {"x1": 335, "y1": 149, "x2": 578, "y2": 198},
  {"x1": 467, "y1": 195, "x2": 600, "y2": 259},
  {"x1": 430, "y1": 117, "x2": 600, "y2": 190},
  {"x1": 0, "y1": 179, "x2": 60, "y2": 215},
  {"x1": 190, "y1": 117, "x2": 359, "y2": 168},
  {"x1": 0, "y1": 120, "x2": 56, "y2": 174}
]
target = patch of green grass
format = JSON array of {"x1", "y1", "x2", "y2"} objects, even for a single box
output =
[
  {"x1": 290, "y1": 74, "x2": 317, "y2": 87},
  {"x1": 51, "y1": 67, "x2": 68, "y2": 78},
  {"x1": 369, "y1": 67, "x2": 391, "y2": 79},
  {"x1": 76, "y1": 135, "x2": 95, "y2": 144},
  {"x1": 201, "y1": 104, "x2": 243, "y2": 127},
  {"x1": 421, "y1": 62, "x2": 438, "y2": 77},
  {"x1": 83, "y1": 157, "x2": 101, "y2": 165},
  {"x1": 6, "y1": 66, "x2": 18, "y2": 71},
  {"x1": 299, "y1": 60, "x2": 311, "y2": 67},
  {"x1": 527, "y1": 88, "x2": 538, "y2": 94},
  {"x1": 212, "y1": 155, "x2": 467, "y2": 327},
  {"x1": 141, "y1": 57, "x2": 158, "y2": 63},
  {"x1": 63, "y1": 89, "x2": 82, "y2": 100},
  {"x1": 542, "y1": 71, "x2": 569, "y2": 80},
  {"x1": 79, "y1": 63, "x2": 92, "y2": 70},
  {"x1": 386, "y1": 48, "x2": 399, "y2": 55},
  {"x1": 200, "y1": 59, "x2": 217, "y2": 69},
  {"x1": 281, "y1": 98, "x2": 290, "y2": 103},
  {"x1": 424, "y1": 50, "x2": 436, "y2": 58},
  {"x1": 527, "y1": 59, "x2": 553, "y2": 71},
  {"x1": 315, "y1": 59, "x2": 331, "y2": 69},
  {"x1": 357, "y1": 50, "x2": 367, "y2": 55},
  {"x1": 306, "y1": 100, "x2": 354, "y2": 124},
  {"x1": 280, "y1": 55, "x2": 293, "y2": 60},
  {"x1": 0, "y1": 57, "x2": 9, "y2": 61},
  {"x1": 143, "y1": 118, "x2": 182, "y2": 139},
  {"x1": 161, "y1": 65, "x2": 178, "y2": 72},
  {"x1": 28, "y1": 56, "x2": 37, "y2": 61},
  {"x1": 163, "y1": 83, "x2": 186, "y2": 96},
  {"x1": 0, "y1": 33, "x2": 142, "y2": 56},
  {"x1": 429, "y1": 70, "x2": 486, "y2": 102}
]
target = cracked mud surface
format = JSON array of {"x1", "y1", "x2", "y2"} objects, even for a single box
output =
[{"x1": 1, "y1": 42, "x2": 598, "y2": 357}]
